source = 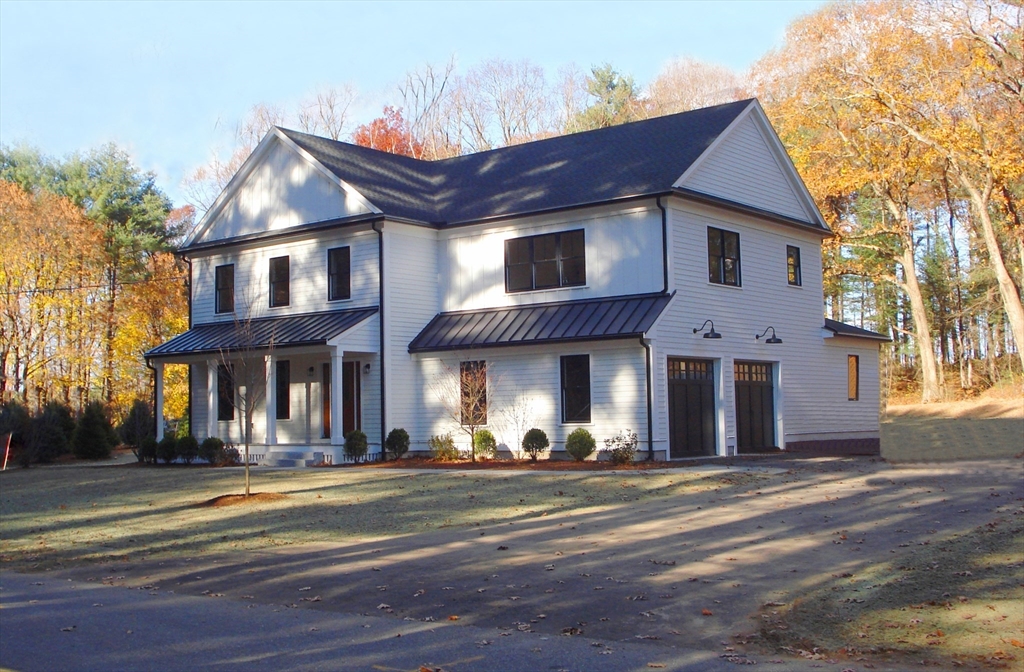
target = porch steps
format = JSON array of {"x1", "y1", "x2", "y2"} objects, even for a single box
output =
[{"x1": 263, "y1": 450, "x2": 326, "y2": 468}]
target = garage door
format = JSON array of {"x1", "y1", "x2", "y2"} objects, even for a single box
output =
[
  {"x1": 734, "y1": 361, "x2": 776, "y2": 453},
  {"x1": 668, "y1": 358, "x2": 716, "y2": 458}
]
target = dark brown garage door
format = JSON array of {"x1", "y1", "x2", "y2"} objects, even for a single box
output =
[
  {"x1": 668, "y1": 358, "x2": 716, "y2": 458},
  {"x1": 734, "y1": 361, "x2": 777, "y2": 453}
]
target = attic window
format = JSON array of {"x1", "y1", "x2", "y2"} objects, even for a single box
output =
[{"x1": 505, "y1": 229, "x2": 586, "y2": 293}]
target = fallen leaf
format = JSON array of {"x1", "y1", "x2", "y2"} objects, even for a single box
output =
[
  {"x1": 648, "y1": 665, "x2": 666, "y2": 669},
  {"x1": 702, "y1": 609, "x2": 714, "y2": 616},
  {"x1": 61, "y1": 626, "x2": 75, "y2": 632},
  {"x1": 448, "y1": 615, "x2": 459, "y2": 621}
]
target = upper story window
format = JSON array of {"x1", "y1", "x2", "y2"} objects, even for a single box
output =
[
  {"x1": 215, "y1": 264, "x2": 234, "y2": 314},
  {"x1": 848, "y1": 355, "x2": 860, "y2": 401},
  {"x1": 328, "y1": 246, "x2": 351, "y2": 301},
  {"x1": 787, "y1": 245, "x2": 802, "y2": 286},
  {"x1": 708, "y1": 227, "x2": 740, "y2": 286},
  {"x1": 505, "y1": 229, "x2": 586, "y2": 293},
  {"x1": 269, "y1": 256, "x2": 289, "y2": 307},
  {"x1": 560, "y1": 354, "x2": 591, "y2": 424}
]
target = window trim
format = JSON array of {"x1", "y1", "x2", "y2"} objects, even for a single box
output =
[
  {"x1": 560, "y1": 354, "x2": 592, "y2": 424},
  {"x1": 504, "y1": 229, "x2": 586, "y2": 293},
  {"x1": 327, "y1": 246, "x2": 351, "y2": 302},
  {"x1": 276, "y1": 359, "x2": 290, "y2": 420},
  {"x1": 848, "y1": 355, "x2": 860, "y2": 401},
  {"x1": 269, "y1": 256, "x2": 290, "y2": 308},
  {"x1": 787, "y1": 245, "x2": 802, "y2": 287},
  {"x1": 215, "y1": 264, "x2": 234, "y2": 314},
  {"x1": 707, "y1": 226, "x2": 741, "y2": 287}
]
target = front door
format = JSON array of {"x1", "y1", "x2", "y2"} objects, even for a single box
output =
[
  {"x1": 734, "y1": 361, "x2": 776, "y2": 453},
  {"x1": 668, "y1": 358, "x2": 717, "y2": 458},
  {"x1": 322, "y1": 361, "x2": 361, "y2": 440}
]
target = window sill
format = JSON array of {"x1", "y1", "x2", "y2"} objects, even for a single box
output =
[
  {"x1": 707, "y1": 281, "x2": 742, "y2": 290},
  {"x1": 327, "y1": 297, "x2": 353, "y2": 304}
]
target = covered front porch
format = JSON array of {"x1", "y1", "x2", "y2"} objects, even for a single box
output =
[{"x1": 146, "y1": 307, "x2": 381, "y2": 464}]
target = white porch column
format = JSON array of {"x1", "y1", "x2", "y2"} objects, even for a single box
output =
[
  {"x1": 331, "y1": 346, "x2": 344, "y2": 446},
  {"x1": 265, "y1": 354, "x2": 277, "y2": 446},
  {"x1": 154, "y1": 361, "x2": 165, "y2": 441},
  {"x1": 207, "y1": 360, "x2": 218, "y2": 439}
]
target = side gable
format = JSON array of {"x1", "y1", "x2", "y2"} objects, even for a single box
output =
[
  {"x1": 188, "y1": 129, "x2": 380, "y2": 247},
  {"x1": 674, "y1": 102, "x2": 826, "y2": 228}
]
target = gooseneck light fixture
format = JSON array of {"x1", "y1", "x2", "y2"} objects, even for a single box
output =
[
  {"x1": 692, "y1": 320, "x2": 722, "y2": 339},
  {"x1": 755, "y1": 326, "x2": 783, "y2": 344}
]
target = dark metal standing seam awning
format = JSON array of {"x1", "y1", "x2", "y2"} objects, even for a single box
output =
[
  {"x1": 823, "y1": 318, "x2": 891, "y2": 341},
  {"x1": 145, "y1": 307, "x2": 378, "y2": 359},
  {"x1": 408, "y1": 293, "x2": 673, "y2": 354}
]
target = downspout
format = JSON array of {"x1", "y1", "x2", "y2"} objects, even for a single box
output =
[
  {"x1": 146, "y1": 358, "x2": 158, "y2": 440},
  {"x1": 657, "y1": 196, "x2": 669, "y2": 294},
  {"x1": 371, "y1": 222, "x2": 386, "y2": 462},
  {"x1": 640, "y1": 337, "x2": 654, "y2": 461}
]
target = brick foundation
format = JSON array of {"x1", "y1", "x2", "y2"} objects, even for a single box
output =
[{"x1": 786, "y1": 438, "x2": 880, "y2": 456}]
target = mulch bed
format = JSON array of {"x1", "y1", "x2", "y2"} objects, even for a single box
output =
[
  {"x1": 349, "y1": 456, "x2": 687, "y2": 471},
  {"x1": 196, "y1": 493, "x2": 289, "y2": 507}
]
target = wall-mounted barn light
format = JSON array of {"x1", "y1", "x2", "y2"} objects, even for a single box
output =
[
  {"x1": 692, "y1": 320, "x2": 722, "y2": 339},
  {"x1": 755, "y1": 326, "x2": 783, "y2": 344},
  {"x1": 363, "y1": 363, "x2": 371, "y2": 374}
]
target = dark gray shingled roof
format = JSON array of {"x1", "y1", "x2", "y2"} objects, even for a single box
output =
[
  {"x1": 824, "y1": 318, "x2": 891, "y2": 341},
  {"x1": 408, "y1": 293, "x2": 673, "y2": 353},
  {"x1": 146, "y1": 307, "x2": 377, "y2": 358},
  {"x1": 278, "y1": 99, "x2": 828, "y2": 229}
]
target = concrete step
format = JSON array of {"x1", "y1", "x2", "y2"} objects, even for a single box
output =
[{"x1": 264, "y1": 458, "x2": 304, "y2": 467}]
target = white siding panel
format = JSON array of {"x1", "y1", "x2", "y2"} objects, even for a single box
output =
[
  {"x1": 195, "y1": 138, "x2": 372, "y2": 245},
  {"x1": 681, "y1": 115, "x2": 811, "y2": 223},
  {"x1": 191, "y1": 363, "x2": 208, "y2": 439}
]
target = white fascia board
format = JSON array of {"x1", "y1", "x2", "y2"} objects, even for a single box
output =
[
  {"x1": 326, "y1": 312, "x2": 379, "y2": 351},
  {"x1": 185, "y1": 128, "x2": 382, "y2": 248}
]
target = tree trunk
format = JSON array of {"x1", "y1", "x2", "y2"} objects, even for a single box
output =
[{"x1": 899, "y1": 244, "x2": 943, "y2": 402}]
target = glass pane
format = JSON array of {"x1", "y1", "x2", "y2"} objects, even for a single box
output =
[
  {"x1": 329, "y1": 247, "x2": 350, "y2": 300},
  {"x1": 562, "y1": 355, "x2": 590, "y2": 423},
  {"x1": 724, "y1": 231, "x2": 739, "y2": 258},
  {"x1": 708, "y1": 228, "x2": 722, "y2": 257},
  {"x1": 724, "y1": 259, "x2": 737, "y2": 285},
  {"x1": 708, "y1": 256, "x2": 722, "y2": 283},
  {"x1": 506, "y1": 238, "x2": 530, "y2": 265},
  {"x1": 560, "y1": 230, "x2": 585, "y2": 259},
  {"x1": 507, "y1": 263, "x2": 533, "y2": 291},
  {"x1": 534, "y1": 234, "x2": 557, "y2": 261},
  {"x1": 561, "y1": 257, "x2": 585, "y2": 286},
  {"x1": 276, "y1": 360, "x2": 290, "y2": 420},
  {"x1": 534, "y1": 260, "x2": 559, "y2": 288}
]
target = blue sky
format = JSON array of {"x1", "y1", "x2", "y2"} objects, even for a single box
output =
[{"x1": 0, "y1": 1, "x2": 823, "y2": 207}]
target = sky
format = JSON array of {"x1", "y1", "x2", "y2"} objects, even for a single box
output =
[{"x1": 0, "y1": 0, "x2": 824, "y2": 208}]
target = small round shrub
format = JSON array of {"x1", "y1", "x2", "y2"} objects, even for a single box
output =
[
  {"x1": 177, "y1": 435, "x2": 200, "y2": 464},
  {"x1": 223, "y1": 446, "x2": 241, "y2": 465},
  {"x1": 72, "y1": 401, "x2": 114, "y2": 460},
  {"x1": 522, "y1": 428, "x2": 549, "y2": 462},
  {"x1": 156, "y1": 435, "x2": 178, "y2": 464},
  {"x1": 603, "y1": 429, "x2": 638, "y2": 465},
  {"x1": 27, "y1": 406, "x2": 72, "y2": 464},
  {"x1": 138, "y1": 436, "x2": 158, "y2": 464},
  {"x1": 344, "y1": 430, "x2": 369, "y2": 462},
  {"x1": 428, "y1": 433, "x2": 459, "y2": 462},
  {"x1": 565, "y1": 427, "x2": 596, "y2": 462},
  {"x1": 385, "y1": 428, "x2": 410, "y2": 459},
  {"x1": 473, "y1": 429, "x2": 497, "y2": 460},
  {"x1": 199, "y1": 437, "x2": 225, "y2": 464}
]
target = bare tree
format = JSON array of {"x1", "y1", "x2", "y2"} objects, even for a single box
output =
[
  {"x1": 495, "y1": 385, "x2": 535, "y2": 460},
  {"x1": 399, "y1": 57, "x2": 461, "y2": 159},
  {"x1": 298, "y1": 85, "x2": 358, "y2": 140},
  {"x1": 647, "y1": 57, "x2": 748, "y2": 116},
  {"x1": 554, "y1": 63, "x2": 591, "y2": 134},
  {"x1": 430, "y1": 360, "x2": 497, "y2": 462}
]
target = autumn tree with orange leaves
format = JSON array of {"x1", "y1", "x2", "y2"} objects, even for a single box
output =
[{"x1": 352, "y1": 106, "x2": 424, "y2": 158}]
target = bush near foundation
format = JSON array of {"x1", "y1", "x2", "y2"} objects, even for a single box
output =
[
  {"x1": 565, "y1": 428, "x2": 596, "y2": 462},
  {"x1": 199, "y1": 437, "x2": 225, "y2": 464},
  {"x1": 177, "y1": 435, "x2": 199, "y2": 464},
  {"x1": 522, "y1": 428, "x2": 549, "y2": 462},
  {"x1": 156, "y1": 435, "x2": 178, "y2": 464},
  {"x1": 603, "y1": 429, "x2": 638, "y2": 465},
  {"x1": 72, "y1": 402, "x2": 114, "y2": 460},
  {"x1": 119, "y1": 400, "x2": 153, "y2": 460},
  {"x1": 344, "y1": 430, "x2": 369, "y2": 461},
  {"x1": 473, "y1": 429, "x2": 497, "y2": 459},
  {"x1": 385, "y1": 428, "x2": 410, "y2": 459},
  {"x1": 429, "y1": 433, "x2": 459, "y2": 461},
  {"x1": 138, "y1": 436, "x2": 158, "y2": 464}
]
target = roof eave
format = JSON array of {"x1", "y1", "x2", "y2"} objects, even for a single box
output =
[{"x1": 671, "y1": 188, "x2": 834, "y2": 237}]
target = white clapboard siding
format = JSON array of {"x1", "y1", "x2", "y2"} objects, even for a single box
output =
[
  {"x1": 439, "y1": 205, "x2": 664, "y2": 312},
  {"x1": 649, "y1": 199, "x2": 878, "y2": 454},
  {"x1": 191, "y1": 229, "x2": 378, "y2": 324},
  {"x1": 679, "y1": 113, "x2": 813, "y2": 223},
  {"x1": 193, "y1": 137, "x2": 372, "y2": 245},
  {"x1": 191, "y1": 363, "x2": 209, "y2": 439}
]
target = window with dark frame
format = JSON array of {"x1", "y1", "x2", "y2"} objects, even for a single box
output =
[
  {"x1": 269, "y1": 256, "x2": 289, "y2": 307},
  {"x1": 848, "y1": 355, "x2": 860, "y2": 401},
  {"x1": 787, "y1": 245, "x2": 802, "y2": 286},
  {"x1": 560, "y1": 354, "x2": 591, "y2": 423},
  {"x1": 328, "y1": 247, "x2": 351, "y2": 301},
  {"x1": 707, "y1": 227, "x2": 741, "y2": 286},
  {"x1": 276, "y1": 360, "x2": 290, "y2": 420},
  {"x1": 217, "y1": 364, "x2": 234, "y2": 421},
  {"x1": 215, "y1": 264, "x2": 234, "y2": 314},
  {"x1": 505, "y1": 229, "x2": 585, "y2": 292},
  {"x1": 459, "y1": 361, "x2": 487, "y2": 425}
]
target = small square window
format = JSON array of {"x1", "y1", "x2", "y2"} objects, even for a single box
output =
[
  {"x1": 787, "y1": 245, "x2": 802, "y2": 286},
  {"x1": 848, "y1": 355, "x2": 860, "y2": 401},
  {"x1": 708, "y1": 227, "x2": 740, "y2": 286},
  {"x1": 328, "y1": 247, "x2": 351, "y2": 301},
  {"x1": 269, "y1": 256, "x2": 289, "y2": 307},
  {"x1": 561, "y1": 354, "x2": 591, "y2": 423},
  {"x1": 215, "y1": 264, "x2": 234, "y2": 314}
]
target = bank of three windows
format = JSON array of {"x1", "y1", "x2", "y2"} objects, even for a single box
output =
[{"x1": 213, "y1": 246, "x2": 351, "y2": 314}]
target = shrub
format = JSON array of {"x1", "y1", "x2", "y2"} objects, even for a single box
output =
[
  {"x1": 344, "y1": 430, "x2": 369, "y2": 462},
  {"x1": 522, "y1": 428, "x2": 549, "y2": 462},
  {"x1": 175, "y1": 416, "x2": 190, "y2": 439},
  {"x1": 385, "y1": 428, "x2": 410, "y2": 459},
  {"x1": 119, "y1": 399, "x2": 154, "y2": 458},
  {"x1": 138, "y1": 436, "x2": 158, "y2": 464},
  {"x1": 473, "y1": 429, "x2": 497, "y2": 460},
  {"x1": 156, "y1": 435, "x2": 178, "y2": 464},
  {"x1": 27, "y1": 403, "x2": 74, "y2": 464},
  {"x1": 428, "y1": 433, "x2": 459, "y2": 462},
  {"x1": 177, "y1": 435, "x2": 200, "y2": 464},
  {"x1": 603, "y1": 429, "x2": 638, "y2": 465},
  {"x1": 199, "y1": 437, "x2": 225, "y2": 465},
  {"x1": 223, "y1": 446, "x2": 241, "y2": 465},
  {"x1": 565, "y1": 427, "x2": 596, "y2": 462},
  {"x1": 72, "y1": 402, "x2": 114, "y2": 460},
  {"x1": 0, "y1": 401, "x2": 31, "y2": 448}
]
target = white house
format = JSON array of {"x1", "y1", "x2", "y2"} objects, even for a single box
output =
[{"x1": 147, "y1": 99, "x2": 888, "y2": 464}]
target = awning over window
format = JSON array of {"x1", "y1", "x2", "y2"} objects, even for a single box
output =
[
  {"x1": 409, "y1": 293, "x2": 672, "y2": 354},
  {"x1": 146, "y1": 307, "x2": 378, "y2": 358},
  {"x1": 823, "y1": 318, "x2": 890, "y2": 341}
]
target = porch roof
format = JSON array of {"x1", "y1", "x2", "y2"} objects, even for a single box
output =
[
  {"x1": 146, "y1": 307, "x2": 378, "y2": 359},
  {"x1": 408, "y1": 293, "x2": 672, "y2": 354},
  {"x1": 823, "y1": 318, "x2": 891, "y2": 341}
]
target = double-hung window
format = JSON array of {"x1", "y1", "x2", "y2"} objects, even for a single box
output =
[
  {"x1": 560, "y1": 354, "x2": 591, "y2": 423},
  {"x1": 787, "y1": 245, "x2": 802, "y2": 286},
  {"x1": 215, "y1": 264, "x2": 234, "y2": 314},
  {"x1": 460, "y1": 361, "x2": 487, "y2": 425},
  {"x1": 269, "y1": 256, "x2": 289, "y2": 307},
  {"x1": 708, "y1": 227, "x2": 740, "y2": 286},
  {"x1": 505, "y1": 229, "x2": 585, "y2": 292},
  {"x1": 328, "y1": 247, "x2": 351, "y2": 301}
]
